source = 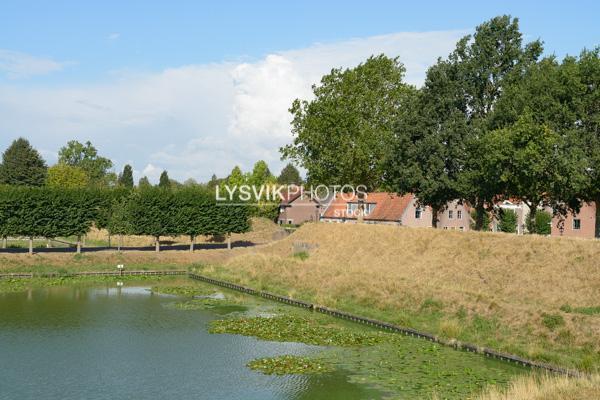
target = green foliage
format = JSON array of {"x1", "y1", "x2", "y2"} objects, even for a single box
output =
[
  {"x1": 118, "y1": 164, "x2": 134, "y2": 188},
  {"x1": 158, "y1": 171, "x2": 170, "y2": 189},
  {"x1": 0, "y1": 186, "x2": 101, "y2": 239},
  {"x1": 277, "y1": 163, "x2": 302, "y2": 185},
  {"x1": 46, "y1": 164, "x2": 89, "y2": 188},
  {"x1": 560, "y1": 304, "x2": 600, "y2": 315},
  {"x1": 0, "y1": 138, "x2": 47, "y2": 186},
  {"x1": 247, "y1": 355, "x2": 332, "y2": 375},
  {"x1": 498, "y1": 209, "x2": 517, "y2": 233},
  {"x1": 58, "y1": 140, "x2": 113, "y2": 185},
  {"x1": 385, "y1": 16, "x2": 542, "y2": 228},
  {"x1": 138, "y1": 176, "x2": 151, "y2": 189},
  {"x1": 541, "y1": 313, "x2": 565, "y2": 331},
  {"x1": 106, "y1": 198, "x2": 132, "y2": 235},
  {"x1": 249, "y1": 160, "x2": 276, "y2": 186},
  {"x1": 226, "y1": 166, "x2": 246, "y2": 187},
  {"x1": 293, "y1": 251, "x2": 309, "y2": 260},
  {"x1": 527, "y1": 210, "x2": 552, "y2": 235},
  {"x1": 282, "y1": 54, "x2": 412, "y2": 189},
  {"x1": 210, "y1": 315, "x2": 390, "y2": 347}
]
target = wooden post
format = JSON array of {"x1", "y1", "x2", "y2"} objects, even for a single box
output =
[
  {"x1": 190, "y1": 235, "x2": 195, "y2": 252},
  {"x1": 155, "y1": 236, "x2": 160, "y2": 252},
  {"x1": 28, "y1": 237, "x2": 33, "y2": 255},
  {"x1": 227, "y1": 233, "x2": 231, "y2": 250},
  {"x1": 76, "y1": 235, "x2": 82, "y2": 254},
  {"x1": 2, "y1": 237, "x2": 6, "y2": 249}
]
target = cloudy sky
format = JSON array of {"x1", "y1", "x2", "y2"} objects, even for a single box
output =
[{"x1": 1, "y1": 1, "x2": 598, "y2": 182}]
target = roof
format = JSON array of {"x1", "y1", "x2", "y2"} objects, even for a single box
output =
[{"x1": 322, "y1": 192, "x2": 414, "y2": 221}]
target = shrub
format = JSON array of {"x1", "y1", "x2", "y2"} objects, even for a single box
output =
[
  {"x1": 498, "y1": 209, "x2": 517, "y2": 233},
  {"x1": 541, "y1": 313, "x2": 565, "y2": 330}
]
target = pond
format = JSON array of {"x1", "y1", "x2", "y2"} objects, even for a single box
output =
[
  {"x1": 0, "y1": 280, "x2": 528, "y2": 399},
  {"x1": 0, "y1": 283, "x2": 379, "y2": 400}
]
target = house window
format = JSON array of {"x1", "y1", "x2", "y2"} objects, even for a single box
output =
[
  {"x1": 448, "y1": 210, "x2": 454, "y2": 219},
  {"x1": 459, "y1": 226, "x2": 464, "y2": 231},
  {"x1": 287, "y1": 219, "x2": 293, "y2": 225},
  {"x1": 415, "y1": 208, "x2": 422, "y2": 219},
  {"x1": 457, "y1": 210, "x2": 462, "y2": 220},
  {"x1": 573, "y1": 219, "x2": 581, "y2": 230},
  {"x1": 364, "y1": 203, "x2": 375, "y2": 215},
  {"x1": 347, "y1": 203, "x2": 359, "y2": 215}
]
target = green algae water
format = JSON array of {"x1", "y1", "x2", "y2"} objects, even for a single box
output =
[{"x1": 0, "y1": 281, "x2": 527, "y2": 399}]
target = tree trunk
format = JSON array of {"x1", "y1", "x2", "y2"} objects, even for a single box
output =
[
  {"x1": 28, "y1": 237, "x2": 33, "y2": 255},
  {"x1": 76, "y1": 235, "x2": 82, "y2": 254},
  {"x1": 155, "y1": 236, "x2": 160, "y2": 252},
  {"x1": 190, "y1": 235, "x2": 195, "y2": 252},
  {"x1": 527, "y1": 203, "x2": 538, "y2": 235},
  {"x1": 227, "y1": 234, "x2": 231, "y2": 250},
  {"x1": 431, "y1": 205, "x2": 439, "y2": 228},
  {"x1": 2, "y1": 237, "x2": 6, "y2": 249},
  {"x1": 108, "y1": 233, "x2": 111, "y2": 248},
  {"x1": 595, "y1": 196, "x2": 600, "y2": 239},
  {"x1": 118, "y1": 234, "x2": 123, "y2": 252},
  {"x1": 474, "y1": 202, "x2": 486, "y2": 231}
]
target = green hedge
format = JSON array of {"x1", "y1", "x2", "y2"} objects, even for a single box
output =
[{"x1": 0, "y1": 186, "x2": 251, "y2": 250}]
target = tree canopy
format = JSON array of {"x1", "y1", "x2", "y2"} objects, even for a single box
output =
[
  {"x1": 0, "y1": 138, "x2": 47, "y2": 186},
  {"x1": 58, "y1": 140, "x2": 113, "y2": 185},
  {"x1": 277, "y1": 163, "x2": 302, "y2": 185},
  {"x1": 281, "y1": 54, "x2": 413, "y2": 189},
  {"x1": 118, "y1": 164, "x2": 134, "y2": 188}
]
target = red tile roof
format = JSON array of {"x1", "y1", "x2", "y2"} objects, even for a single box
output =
[{"x1": 322, "y1": 192, "x2": 414, "y2": 222}]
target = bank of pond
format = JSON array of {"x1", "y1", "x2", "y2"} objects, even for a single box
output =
[{"x1": 0, "y1": 276, "x2": 531, "y2": 399}]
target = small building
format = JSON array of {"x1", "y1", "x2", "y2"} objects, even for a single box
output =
[
  {"x1": 437, "y1": 200, "x2": 471, "y2": 232},
  {"x1": 277, "y1": 190, "x2": 322, "y2": 225},
  {"x1": 551, "y1": 202, "x2": 597, "y2": 239},
  {"x1": 320, "y1": 192, "x2": 413, "y2": 225}
]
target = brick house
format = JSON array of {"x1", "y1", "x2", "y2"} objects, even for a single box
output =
[
  {"x1": 320, "y1": 192, "x2": 471, "y2": 230},
  {"x1": 277, "y1": 190, "x2": 322, "y2": 225},
  {"x1": 551, "y1": 202, "x2": 597, "y2": 239}
]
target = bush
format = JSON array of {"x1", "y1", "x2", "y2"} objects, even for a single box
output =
[
  {"x1": 541, "y1": 313, "x2": 565, "y2": 330},
  {"x1": 498, "y1": 209, "x2": 517, "y2": 233},
  {"x1": 528, "y1": 210, "x2": 552, "y2": 235}
]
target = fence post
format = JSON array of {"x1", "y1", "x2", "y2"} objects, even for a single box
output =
[
  {"x1": 28, "y1": 237, "x2": 33, "y2": 255},
  {"x1": 76, "y1": 235, "x2": 82, "y2": 254},
  {"x1": 227, "y1": 233, "x2": 231, "y2": 250},
  {"x1": 190, "y1": 235, "x2": 195, "y2": 252},
  {"x1": 155, "y1": 236, "x2": 160, "y2": 252}
]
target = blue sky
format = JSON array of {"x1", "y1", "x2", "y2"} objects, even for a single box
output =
[{"x1": 1, "y1": 1, "x2": 599, "y2": 181}]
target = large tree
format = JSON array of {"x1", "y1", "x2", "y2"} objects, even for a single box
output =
[
  {"x1": 576, "y1": 48, "x2": 600, "y2": 237},
  {"x1": 118, "y1": 164, "x2": 134, "y2": 188},
  {"x1": 158, "y1": 170, "x2": 171, "y2": 189},
  {"x1": 46, "y1": 164, "x2": 89, "y2": 188},
  {"x1": 277, "y1": 163, "x2": 302, "y2": 185},
  {"x1": 58, "y1": 140, "x2": 113, "y2": 184},
  {"x1": 385, "y1": 15, "x2": 542, "y2": 228},
  {"x1": 478, "y1": 115, "x2": 588, "y2": 233},
  {"x1": 0, "y1": 138, "x2": 47, "y2": 186},
  {"x1": 281, "y1": 54, "x2": 413, "y2": 189}
]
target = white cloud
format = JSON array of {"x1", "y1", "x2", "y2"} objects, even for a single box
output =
[
  {"x1": 0, "y1": 49, "x2": 67, "y2": 79},
  {"x1": 108, "y1": 33, "x2": 120, "y2": 40},
  {"x1": 0, "y1": 30, "x2": 465, "y2": 182}
]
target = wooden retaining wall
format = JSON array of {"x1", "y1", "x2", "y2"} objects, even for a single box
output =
[
  {"x1": 188, "y1": 272, "x2": 583, "y2": 378},
  {"x1": 0, "y1": 270, "x2": 187, "y2": 279}
]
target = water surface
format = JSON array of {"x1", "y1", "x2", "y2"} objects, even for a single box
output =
[{"x1": 0, "y1": 285, "x2": 378, "y2": 400}]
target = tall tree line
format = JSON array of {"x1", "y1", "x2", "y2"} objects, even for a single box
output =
[{"x1": 283, "y1": 15, "x2": 600, "y2": 236}]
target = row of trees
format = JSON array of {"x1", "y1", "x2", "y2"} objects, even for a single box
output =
[
  {"x1": 283, "y1": 15, "x2": 599, "y2": 235},
  {"x1": 0, "y1": 186, "x2": 250, "y2": 254}
]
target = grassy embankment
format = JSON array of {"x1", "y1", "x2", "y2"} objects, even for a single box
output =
[{"x1": 197, "y1": 223, "x2": 600, "y2": 373}]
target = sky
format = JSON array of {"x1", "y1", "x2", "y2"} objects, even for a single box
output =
[{"x1": 1, "y1": 1, "x2": 599, "y2": 183}]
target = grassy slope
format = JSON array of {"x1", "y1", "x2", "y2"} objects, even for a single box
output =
[
  {"x1": 476, "y1": 374, "x2": 600, "y2": 400},
  {"x1": 201, "y1": 222, "x2": 600, "y2": 371}
]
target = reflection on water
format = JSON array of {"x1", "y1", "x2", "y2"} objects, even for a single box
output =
[{"x1": 0, "y1": 285, "x2": 380, "y2": 400}]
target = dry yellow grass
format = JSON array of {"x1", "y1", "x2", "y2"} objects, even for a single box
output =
[
  {"x1": 476, "y1": 374, "x2": 600, "y2": 400},
  {"x1": 204, "y1": 222, "x2": 600, "y2": 369}
]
